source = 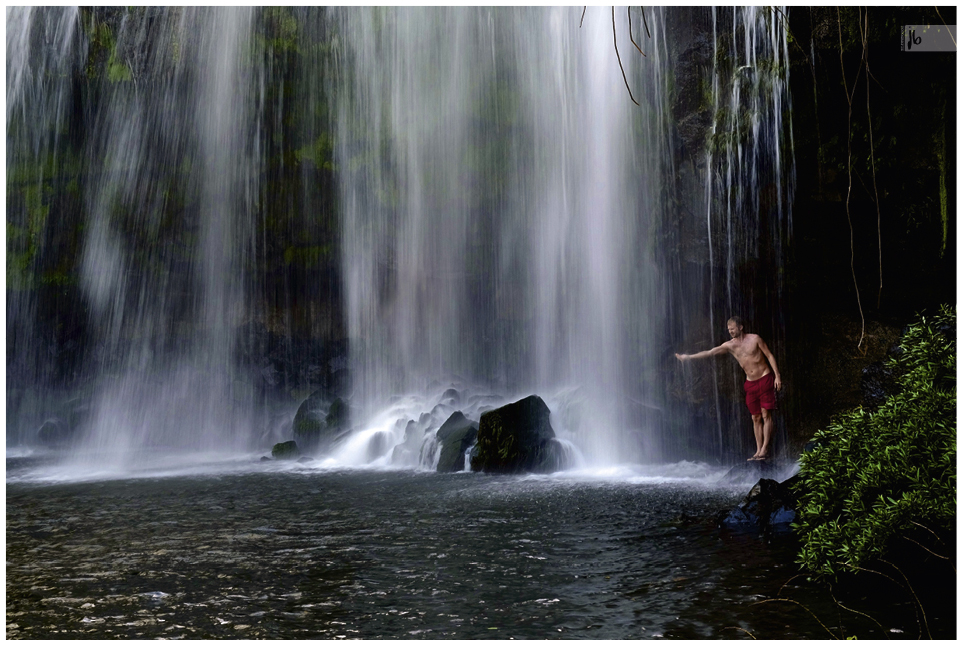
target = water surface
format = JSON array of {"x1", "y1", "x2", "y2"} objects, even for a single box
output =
[{"x1": 8, "y1": 457, "x2": 943, "y2": 640}]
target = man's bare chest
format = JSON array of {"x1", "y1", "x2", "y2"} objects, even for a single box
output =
[{"x1": 729, "y1": 340, "x2": 761, "y2": 362}]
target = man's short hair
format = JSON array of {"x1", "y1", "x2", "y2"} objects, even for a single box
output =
[{"x1": 728, "y1": 316, "x2": 745, "y2": 328}]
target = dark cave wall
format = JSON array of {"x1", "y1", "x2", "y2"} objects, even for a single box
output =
[
  {"x1": 659, "y1": 6, "x2": 955, "y2": 458},
  {"x1": 783, "y1": 6, "x2": 955, "y2": 447}
]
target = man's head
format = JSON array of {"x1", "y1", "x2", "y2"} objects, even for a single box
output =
[{"x1": 727, "y1": 316, "x2": 745, "y2": 338}]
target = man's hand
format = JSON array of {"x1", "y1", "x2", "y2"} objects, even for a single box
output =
[
  {"x1": 775, "y1": 376, "x2": 783, "y2": 391},
  {"x1": 675, "y1": 353, "x2": 688, "y2": 361}
]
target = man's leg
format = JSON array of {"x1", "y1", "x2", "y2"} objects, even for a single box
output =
[
  {"x1": 759, "y1": 408, "x2": 773, "y2": 459},
  {"x1": 750, "y1": 413, "x2": 764, "y2": 459}
]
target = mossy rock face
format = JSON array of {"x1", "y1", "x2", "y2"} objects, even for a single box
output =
[
  {"x1": 435, "y1": 411, "x2": 479, "y2": 473},
  {"x1": 272, "y1": 440, "x2": 300, "y2": 460},
  {"x1": 470, "y1": 395, "x2": 557, "y2": 474}
]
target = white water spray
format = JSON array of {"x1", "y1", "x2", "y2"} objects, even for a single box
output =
[{"x1": 335, "y1": 7, "x2": 672, "y2": 466}]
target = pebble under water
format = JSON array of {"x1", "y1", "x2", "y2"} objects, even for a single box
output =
[{"x1": 5, "y1": 457, "x2": 951, "y2": 640}]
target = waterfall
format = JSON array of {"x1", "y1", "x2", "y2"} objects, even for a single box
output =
[
  {"x1": 7, "y1": 8, "x2": 265, "y2": 466},
  {"x1": 6, "y1": 7, "x2": 85, "y2": 446},
  {"x1": 85, "y1": 8, "x2": 261, "y2": 463},
  {"x1": 707, "y1": 7, "x2": 793, "y2": 327},
  {"x1": 702, "y1": 7, "x2": 795, "y2": 458},
  {"x1": 6, "y1": 7, "x2": 793, "y2": 470},
  {"x1": 335, "y1": 7, "x2": 672, "y2": 465}
]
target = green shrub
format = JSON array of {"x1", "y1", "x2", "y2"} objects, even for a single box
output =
[{"x1": 794, "y1": 305, "x2": 956, "y2": 578}]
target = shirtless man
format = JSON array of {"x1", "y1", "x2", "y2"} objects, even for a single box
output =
[{"x1": 675, "y1": 316, "x2": 783, "y2": 461}]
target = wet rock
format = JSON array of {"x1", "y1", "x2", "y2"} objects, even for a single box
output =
[
  {"x1": 260, "y1": 363, "x2": 280, "y2": 387},
  {"x1": 470, "y1": 395, "x2": 559, "y2": 474},
  {"x1": 862, "y1": 361, "x2": 897, "y2": 410},
  {"x1": 719, "y1": 459, "x2": 786, "y2": 484},
  {"x1": 429, "y1": 403, "x2": 451, "y2": 425},
  {"x1": 435, "y1": 411, "x2": 479, "y2": 473},
  {"x1": 293, "y1": 391, "x2": 350, "y2": 453},
  {"x1": 366, "y1": 431, "x2": 391, "y2": 462},
  {"x1": 292, "y1": 389, "x2": 328, "y2": 435},
  {"x1": 326, "y1": 397, "x2": 349, "y2": 429},
  {"x1": 392, "y1": 420, "x2": 424, "y2": 466},
  {"x1": 37, "y1": 418, "x2": 71, "y2": 447},
  {"x1": 670, "y1": 31, "x2": 714, "y2": 155},
  {"x1": 271, "y1": 440, "x2": 300, "y2": 460},
  {"x1": 719, "y1": 475, "x2": 800, "y2": 537},
  {"x1": 436, "y1": 411, "x2": 473, "y2": 440},
  {"x1": 537, "y1": 438, "x2": 574, "y2": 473},
  {"x1": 25, "y1": 390, "x2": 93, "y2": 449}
]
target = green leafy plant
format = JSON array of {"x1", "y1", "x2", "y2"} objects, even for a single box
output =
[{"x1": 794, "y1": 305, "x2": 956, "y2": 579}]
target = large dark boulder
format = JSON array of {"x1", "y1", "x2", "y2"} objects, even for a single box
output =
[
  {"x1": 272, "y1": 440, "x2": 300, "y2": 460},
  {"x1": 292, "y1": 389, "x2": 328, "y2": 435},
  {"x1": 435, "y1": 411, "x2": 479, "y2": 473},
  {"x1": 719, "y1": 475, "x2": 801, "y2": 538},
  {"x1": 293, "y1": 391, "x2": 351, "y2": 453},
  {"x1": 470, "y1": 395, "x2": 559, "y2": 474},
  {"x1": 436, "y1": 410, "x2": 473, "y2": 440}
]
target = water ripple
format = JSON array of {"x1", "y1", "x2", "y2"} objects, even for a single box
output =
[{"x1": 7, "y1": 466, "x2": 945, "y2": 639}]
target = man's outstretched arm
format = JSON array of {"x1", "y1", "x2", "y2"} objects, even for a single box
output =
[{"x1": 675, "y1": 344, "x2": 728, "y2": 361}]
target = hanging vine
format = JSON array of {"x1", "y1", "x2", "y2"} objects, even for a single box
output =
[
  {"x1": 859, "y1": 10, "x2": 884, "y2": 311},
  {"x1": 612, "y1": 7, "x2": 641, "y2": 106},
  {"x1": 581, "y1": 6, "x2": 650, "y2": 106},
  {"x1": 834, "y1": 7, "x2": 888, "y2": 349},
  {"x1": 838, "y1": 7, "x2": 868, "y2": 352},
  {"x1": 627, "y1": 6, "x2": 647, "y2": 56}
]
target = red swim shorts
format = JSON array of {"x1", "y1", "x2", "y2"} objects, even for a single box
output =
[{"x1": 744, "y1": 372, "x2": 777, "y2": 415}]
